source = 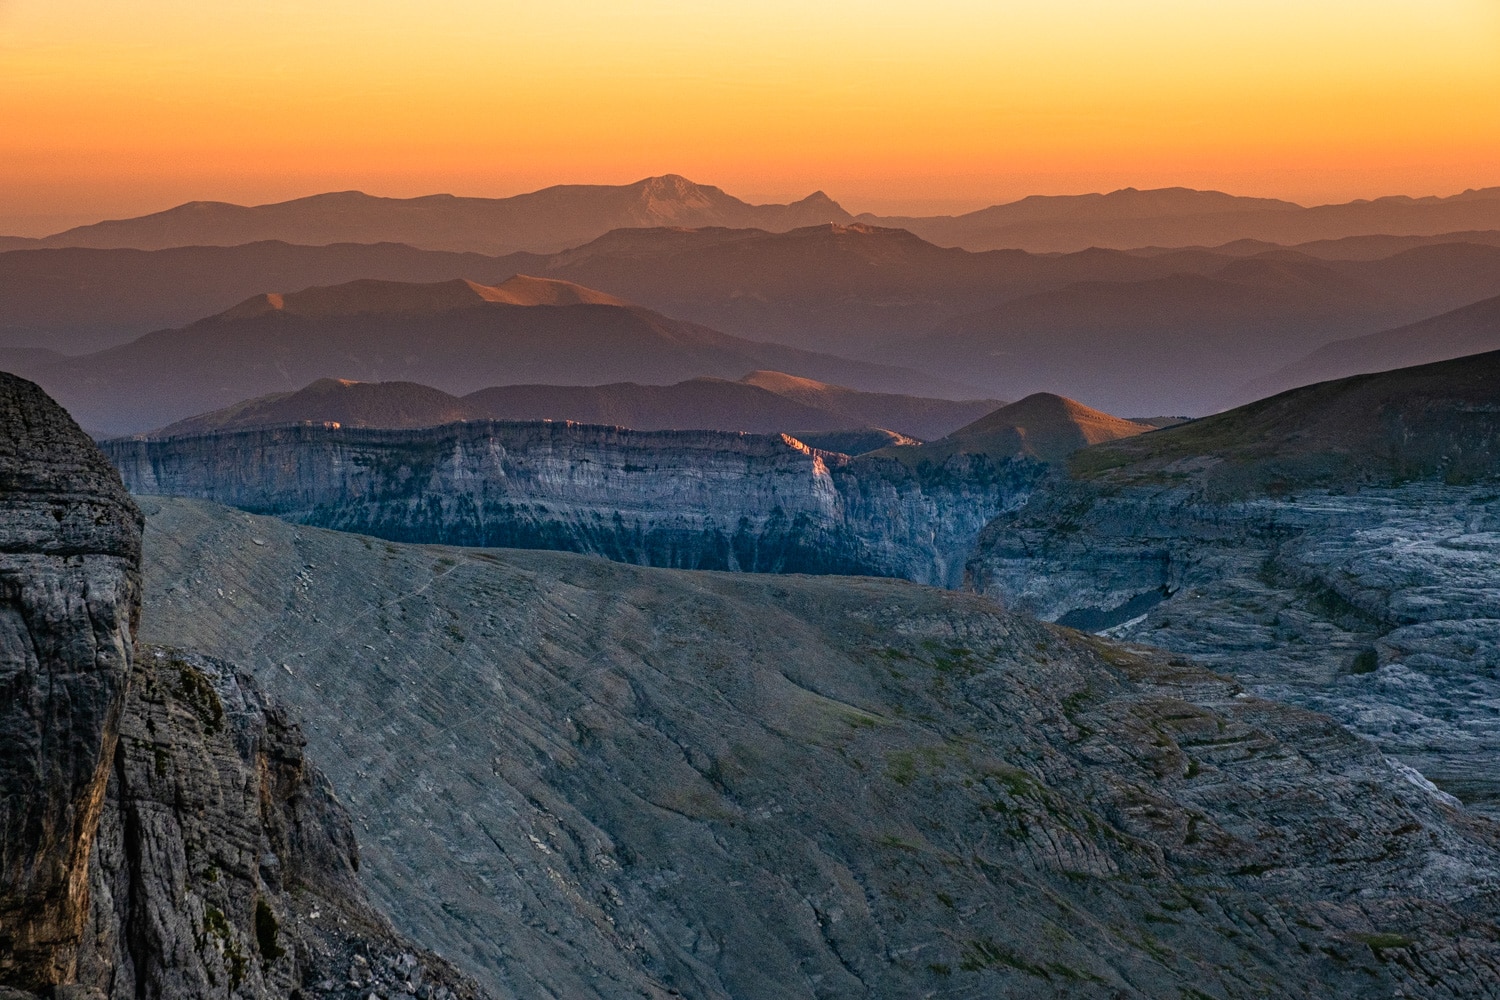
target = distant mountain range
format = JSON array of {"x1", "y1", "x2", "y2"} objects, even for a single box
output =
[
  {"x1": 864, "y1": 186, "x2": 1500, "y2": 253},
  {"x1": 149, "y1": 370, "x2": 1148, "y2": 468},
  {"x1": 4, "y1": 275, "x2": 976, "y2": 436},
  {"x1": 3, "y1": 177, "x2": 1499, "y2": 419},
  {"x1": 8, "y1": 175, "x2": 1500, "y2": 255},
  {"x1": 152, "y1": 371, "x2": 1002, "y2": 444},
  {"x1": 3, "y1": 175, "x2": 851, "y2": 255},
  {"x1": 878, "y1": 250, "x2": 1500, "y2": 415},
  {"x1": 5, "y1": 236, "x2": 1498, "y2": 419}
]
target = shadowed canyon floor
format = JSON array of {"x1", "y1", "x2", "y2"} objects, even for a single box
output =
[{"x1": 137, "y1": 496, "x2": 1500, "y2": 999}]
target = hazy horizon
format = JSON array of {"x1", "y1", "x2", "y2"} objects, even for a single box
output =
[
  {"x1": 4, "y1": 174, "x2": 1500, "y2": 240},
  {"x1": 3, "y1": 0, "x2": 1497, "y2": 233}
]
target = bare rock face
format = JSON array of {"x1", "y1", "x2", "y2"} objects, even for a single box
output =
[
  {"x1": 75, "y1": 646, "x2": 485, "y2": 1000},
  {"x1": 0, "y1": 372, "x2": 141, "y2": 990},
  {"x1": 968, "y1": 473, "x2": 1500, "y2": 820},
  {"x1": 968, "y1": 356, "x2": 1500, "y2": 820},
  {"x1": 0, "y1": 372, "x2": 486, "y2": 998},
  {"x1": 102, "y1": 421, "x2": 1041, "y2": 587}
]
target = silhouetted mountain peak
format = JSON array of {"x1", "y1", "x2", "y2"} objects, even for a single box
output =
[{"x1": 793, "y1": 190, "x2": 842, "y2": 208}]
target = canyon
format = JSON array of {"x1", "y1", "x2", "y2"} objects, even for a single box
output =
[
  {"x1": 5, "y1": 342, "x2": 1500, "y2": 997},
  {"x1": 135, "y1": 493, "x2": 1500, "y2": 999}
]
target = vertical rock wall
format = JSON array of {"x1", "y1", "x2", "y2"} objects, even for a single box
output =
[
  {"x1": 101, "y1": 422, "x2": 1043, "y2": 587},
  {"x1": 0, "y1": 372, "x2": 488, "y2": 999},
  {"x1": 0, "y1": 373, "x2": 142, "y2": 990}
]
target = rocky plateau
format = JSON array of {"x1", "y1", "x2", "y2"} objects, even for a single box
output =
[{"x1": 103, "y1": 421, "x2": 1043, "y2": 588}]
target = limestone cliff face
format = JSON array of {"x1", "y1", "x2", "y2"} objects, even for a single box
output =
[
  {"x1": 103, "y1": 422, "x2": 1042, "y2": 587},
  {"x1": 0, "y1": 372, "x2": 141, "y2": 990},
  {"x1": 0, "y1": 372, "x2": 485, "y2": 999}
]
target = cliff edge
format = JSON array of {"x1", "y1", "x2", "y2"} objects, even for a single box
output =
[
  {"x1": 0, "y1": 371, "x2": 484, "y2": 998},
  {"x1": 0, "y1": 372, "x2": 142, "y2": 989}
]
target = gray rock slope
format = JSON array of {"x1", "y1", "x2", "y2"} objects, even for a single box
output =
[
  {"x1": 967, "y1": 351, "x2": 1500, "y2": 821},
  {"x1": 970, "y1": 479, "x2": 1500, "y2": 821},
  {"x1": 77, "y1": 646, "x2": 487, "y2": 1000},
  {"x1": 139, "y1": 495, "x2": 1500, "y2": 999},
  {"x1": 0, "y1": 371, "x2": 485, "y2": 998},
  {"x1": 104, "y1": 421, "x2": 1040, "y2": 588}
]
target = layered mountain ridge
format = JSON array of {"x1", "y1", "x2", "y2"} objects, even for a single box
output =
[
  {"x1": 24, "y1": 175, "x2": 854, "y2": 255},
  {"x1": 8, "y1": 224, "x2": 1500, "y2": 416},
  {"x1": 152, "y1": 371, "x2": 1002, "y2": 442},
  {"x1": 219, "y1": 274, "x2": 632, "y2": 320},
  {"x1": 10, "y1": 276, "x2": 972, "y2": 436}
]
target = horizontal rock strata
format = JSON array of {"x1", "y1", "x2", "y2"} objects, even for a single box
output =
[{"x1": 104, "y1": 421, "x2": 1042, "y2": 587}]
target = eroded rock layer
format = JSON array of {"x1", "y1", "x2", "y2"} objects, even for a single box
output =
[
  {"x1": 104, "y1": 421, "x2": 1040, "y2": 587},
  {"x1": 969, "y1": 477, "x2": 1500, "y2": 821},
  {"x1": 969, "y1": 351, "x2": 1500, "y2": 820},
  {"x1": 0, "y1": 372, "x2": 485, "y2": 998},
  {"x1": 139, "y1": 495, "x2": 1500, "y2": 999},
  {"x1": 75, "y1": 647, "x2": 485, "y2": 1000}
]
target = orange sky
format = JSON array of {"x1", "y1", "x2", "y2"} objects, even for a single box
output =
[{"x1": 2, "y1": 0, "x2": 1498, "y2": 234}]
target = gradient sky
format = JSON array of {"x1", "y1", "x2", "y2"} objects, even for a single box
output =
[{"x1": 3, "y1": 0, "x2": 1498, "y2": 233}]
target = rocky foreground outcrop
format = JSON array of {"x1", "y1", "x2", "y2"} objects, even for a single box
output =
[
  {"x1": 139, "y1": 494, "x2": 1500, "y2": 999},
  {"x1": 104, "y1": 421, "x2": 1040, "y2": 587},
  {"x1": 0, "y1": 372, "x2": 483, "y2": 998},
  {"x1": 75, "y1": 646, "x2": 484, "y2": 999},
  {"x1": 0, "y1": 373, "x2": 141, "y2": 988}
]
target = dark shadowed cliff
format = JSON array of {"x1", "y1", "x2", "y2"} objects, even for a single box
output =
[
  {"x1": 0, "y1": 373, "x2": 142, "y2": 989},
  {"x1": 0, "y1": 372, "x2": 486, "y2": 998}
]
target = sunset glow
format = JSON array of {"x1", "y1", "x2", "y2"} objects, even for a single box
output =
[{"x1": 3, "y1": 0, "x2": 1498, "y2": 232}]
